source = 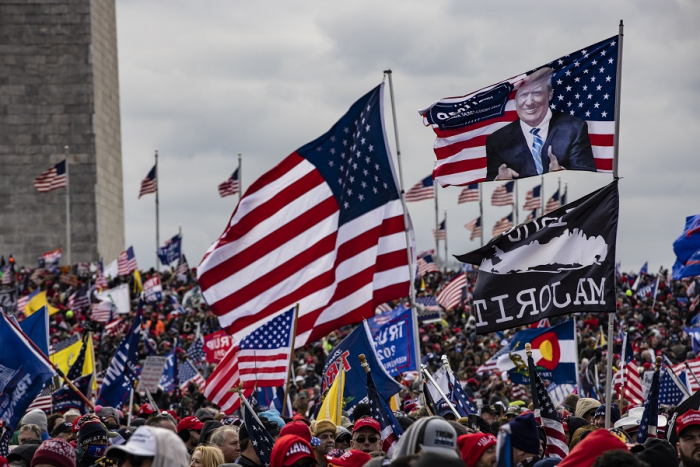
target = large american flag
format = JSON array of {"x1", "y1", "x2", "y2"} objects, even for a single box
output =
[
  {"x1": 491, "y1": 181, "x2": 514, "y2": 206},
  {"x1": 117, "y1": 246, "x2": 138, "y2": 276},
  {"x1": 197, "y1": 85, "x2": 412, "y2": 346},
  {"x1": 523, "y1": 185, "x2": 542, "y2": 211},
  {"x1": 420, "y1": 36, "x2": 618, "y2": 187},
  {"x1": 218, "y1": 168, "x2": 240, "y2": 198},
  {"x1": 178, "y1": 360, "x2": 206, "y2": 391},
  {"x1": 138, "y1": 165, "x2": 157, "y2": 198},
  {"x1": 528, "y1": 353, "x2": 568, "y2": 459},
  {"x1": 204, "y1": 307, "x2": 295, "y2": 413},
  {"x1": 458, "y1": 183, "x2": 479, "y2": 204},
  {"x1": 416, "y1": 250, "x2": 439, "y2": 277},
  {"x1": 492, "y1": 213, "x2": 514, "y2": 237},
  {"x1": 405, "y1": 175, "x2": 434, "y2": 202},
  {"x1": 465, "y1": 217, "x2": 482, "y2": 241},
  {"x1": 34, "y1": 160, "x2": 67, "y2": 193},
  {"x1": 437, "y1": 274, "x2": 467, "y2": 310}
]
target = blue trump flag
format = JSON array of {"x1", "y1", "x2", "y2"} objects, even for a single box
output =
[
  {"x1": 322, "y1": 321, "x2": 403, "y2": 416},
  {"x1": 673, "y1": 215, "x2": 700, "y2": 278},
  {"x1": 0, "y1": 312, "x2": 55, "y2": 429},
  {"x1": 367, "y1": 304, "x2": 418, "y2": 377},
  {"x1": 159, "y1": 350, "x2": 177, "y2": 393},
  {"x1": 96, "y1": 305, "x2": 143, "y2": 409},
  {"x1": 502, "y1": 320, "x2": 577, "y2": 385},
  {"x1": 157, "y1": 234, "x2": 182, "y2": 266},
  {"x1": 19, "y1": 305, "x2": 49, "y2": 357}
]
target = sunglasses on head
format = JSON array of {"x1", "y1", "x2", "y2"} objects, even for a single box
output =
[{"x1": 354, "y1": 435, "x2": 379, "y2": 444}]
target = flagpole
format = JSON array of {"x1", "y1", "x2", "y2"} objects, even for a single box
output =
[
  {"x1": 479, "y1": 184, "x2": 484, "y2": 247},
  {"x1": 514, "y1": 180, "x2": 519, "y2": 225},
  {"x1": 4, "y1": 312, "x2": 94, "y2": 411},
  {"x1": 238, "y1": 152, "x2": 243, "y2": 202},
  {"x1": 540, "y1": 175, "x2": 545, "y2": 216},
  {"x1": 434, "y1": 173, "x2": 440, "y2": 268},
  {"x1": 443, "y1": 209, "x2": 448, "y2": 271},
  {"x1": 613, "y1": 20, "x2": 624, "y2": 180},
  {"x1": 663, "y1": 357, "x2": 691, "y2": 397},
  {"x1": 127, "y1": 387, "x2": 134, "y2": 425},
  {"x1": 155, "y1": 149, "x2": 160, "y2": 271},
  {"x1": 64, "y1": 146, "x2": 72, "y2": 266},
  {"x1": 383, "y1": 70, "x2": 415, "y2": 306},
  {"x1": 420, "y1": 364, "x2": 460, "y2": 418},
  {"x1": 684, "y1": 361, "x2": 700, "y2": 388},
  {"x1": 648, "y1": 356, "x2": 662, "y2": 439},
  {"x1": 557, "y1": 177, "x2": 561, "y2": 211},
  {"x1": 281, "y1": 303, "x2": 300, "y2": 416}
]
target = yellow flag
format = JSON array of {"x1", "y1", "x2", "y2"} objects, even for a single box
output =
[
  {"x1": 50, "y1": 335, "x2": 95, "y2": 379},
  {"x1": 318, "y1": 367, "x2": 345, "y2": 425},
  {"x1": 133, "y1": 270, "x2": 144, "y2": 294},
  {"x1": 390, "y1": 393, "x2": 400, "y2": 411},
  {"x1": 25, "y1": 290, "x2": 59, "y2": 316}
]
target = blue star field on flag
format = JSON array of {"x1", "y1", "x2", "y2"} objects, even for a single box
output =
[
  {"x1": 637, "y1": 367, "x2": 661, "y2": 444},
  {"x1": 659, "y1": 368, "x2": 686, "y2": 406},
  {"x1": 448, "y1": 370, "x2": 478, "y2": 416},
  {"x1": 366, "y1": 368, "x2": 403, "y2": 454},
  {"x1": 241, "y1": 395, "x2": 275, "y2": 467},
  {"x1": 187, "y1": 335, "x2": 206, "y2": 362}
]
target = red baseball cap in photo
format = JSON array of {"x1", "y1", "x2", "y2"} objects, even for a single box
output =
[
  {"x1": 352, "y1": 417, "x2": 380, "y2": 434},
  {"x1": 177, "y1": 416, "x2": 204, "y2": 432},
  {"x1": 327, "y1": 449, "x2": 372, "y2": 467},
  {"x1": 677, "y1": 409, "x2": 700, "y2": 436}
]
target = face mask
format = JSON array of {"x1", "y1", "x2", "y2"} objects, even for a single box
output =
[
  {"x1": 105, "y1": 422, "x2": 119, "y2": 430},
  {"x1": 86, "y1": 444, "x2": 108, "y2": 458}
]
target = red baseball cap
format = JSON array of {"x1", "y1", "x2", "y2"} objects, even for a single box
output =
[
  {"x1": 327, "y1": 449, "x2": 372, "y2": 467},
  {"x1": 352, "y1": 417, "x2": 380, "y2": 435},
  {"x1": 677, "y1": 409, "x2": 700, "y2": 436},
  {"x1": 271, "y1": 435, "x2": 316, "y2": 467},
  {"x1": 137, "y1": 403, "x2": 156, "y2": 416},
  {"x1": 279, "y1": 421, "x2": 312, "y2": 443},
  {"x1": 177, "y1": 416, "x2": 204, "y2": 432},
  {"x1": 458, "y1": 433, "x2": 497, "y2": 467}
]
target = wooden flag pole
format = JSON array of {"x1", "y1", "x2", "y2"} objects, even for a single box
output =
[
  {"x1": 281, "y1": 303, "x2": 300, "y2": 416},
  {"x1": 4, "y1": 313, "x2": 94, "y2": 411}
]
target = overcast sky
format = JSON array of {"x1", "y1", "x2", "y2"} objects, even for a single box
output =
[{"x1": 115, "y1": 0, "x2": 700, "y2": 275}]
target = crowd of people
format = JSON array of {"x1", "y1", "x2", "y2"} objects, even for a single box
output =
[{"x1": 1, "y1": 256, "x2": 699, "y2": 467}]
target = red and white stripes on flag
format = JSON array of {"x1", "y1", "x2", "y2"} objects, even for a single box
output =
[
  {"x1": 510, "y1": 384, "x2": 527, "y2": 401},
  {"x1": 523, "y1": 187, "x2": 542, "y2": 211},
  {"x1": 218, "y1": 168, "x2": 240, "y2": 198},
  {"x1": 492, "y1": 213, "x2": 513, "y2": 237},
  {"x1": 375, "y1": 303, "x2": 393, "y2": 314},
  {"x1": 491, "y1": 182, "x2": 514, "y2": 207},
  {"x1": 613, "y1": 361, "x2": 644, "y2": 406},
  {"x1": 104, "y1": 318, "x2": 127, "y2": 336},
  {"x1": 545, "y1": 192, "x2": 561, "y2": 213},
  {"x1": 529, "y1": 356, "x2": 568, "y2": 459},
  {"x1": 26, "y1": 387, "x2": 53, "y2": 414},
  {"x1": 117, "y1": 247, "x2": 137, "y2": 276},
  {"x1": 405, "y1": 175, "x2": 435, "y2": 202},
  {"x1": 457, "y1": 184, "x2": 479, "y2": 204},
  {"x1": 138, "y1": 165, "x2": 157, "y2": 198},
  {"x1": 437, "y1": 274, "x2": 467, "y2": 310},
  {"x1": 671, "y1": 356, "x2": 700, "y2": 392},
  {"x1": 465, "y1": 217, "x2": 482, "y2": 242},
  {"x1": 416, "y1": 250, "x2": 439, "y2": 277},
  {"x1": 204, "y1": 308, "x2": 295, "y2": 413},
  {"x1": 34, "y1": 160, "x2": 67, "y2": 193},
  {"x1": 91, "y1": 302, "x2": 112, "y2": 323},
  {"x1": 196, "y1": 86, "x2": 411, "y2": 347}
]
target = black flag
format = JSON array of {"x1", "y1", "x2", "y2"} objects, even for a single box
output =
[{"x1": 456, "y1": 181, "x2": 618, "y2": 333}]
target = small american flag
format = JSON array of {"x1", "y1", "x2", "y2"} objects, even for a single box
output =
[
  {"x1": 457, "y1": 183, "x2": 479, "y2": 204},
  {"x1": 437, "y1": 274, "x2": 467, "y2": 310},
  {"x1": 405, "y1": 175, "x2": 435, "y2": 202},
  {"x1": 204, "y1": 307, "x2": 295, "y2": 413},
  {"x1": 375, "y1": 302, "x2": 393, "y2": 314},
  {"x1": 421, "y1": 36, "x2": 617, "y2": 187},
  {"x1": 34, "y1": 160, "x2": 67, "y2": 193},
  {"x1": 637, "y1": 366, "x2": 661, "y2": 443},
  {"x1": 491, "y1": 181, "x2": 515, "y2": 206},
  {"x1": 218, "y1": 168, "x2": 240, "y2": 198},
  {"x1": 138, "y1": 165, "x2": 157, "y2": 198},
  {"x1": 174, "y1": 255, "x2": 190, "y2": 281},
  {"x1": 104, "y1": 318, "x2": 127, "y2": 336},
  {"x1": 492, "y1": 213, "x2": 514, "y2": 237},
  {"x1": 659, "y1": 367, "x2": 686, "y2": 406},
  {"x1": 511, "y1": 383, "x2": 527, "y2": 401},
  {"x1": 465, "y1": 216, "x2": 482, "y2": 241},
  {"x1": 416, "y1": 251, "x2": 439, "y2": 277},
  {"x1": 16, "y1": 289, "x2": 36, "y2": 312},
  {"x1": 26, "y1": 386, "x2": 53, "y2": 413},
  {"x1": 68, "y1": 285, "x2": 91, "y2": 311},
  {"x1": 477, "y1": 344, "x2": 510, "y2": 374},
  {"x1": 95, "y1": 262, "x2": 108, "y2": 289},
  {"x1": 240, "y1": 394, "x2": 275, "y2": 467},
  {"x1": 670, "y1": 356, "x2": 700, "y2": 393},
  {"x1": 523, "y1": 185, "x2": 542, "y2": 211},
  {"x1": 366, "y1": 369, "x2": 403, "y2": 456},
  {"x1": 117, "y1": 246, "x2": 137, "y2": 276},
  {"x1": 531, "y1": 318, "x2": 551, "y2": 328},
  {"x1": 545, "y1": 189, "x2": 561, "y2": 213},
  {"x1": 187, "y1": 335, "x2": 206, "y2": 362},
  {"x1": 91, "y1": 301, "x2": 113, "y2": 323},
  {"x1": 528, "y1": 353, "x2": 568, "y2": 459},
  {"x1": 0, "y1": 426, "x2": 11, "y2": 458},
  {"x1": 432, "y1": 219, "x2": 446, "y2": 240},
  {"x1": 178, "y1": 360, "x2": 206, "y2": 391},
  {"x1": 40, "y1": 248, "x2": 62, "y2": 265},
  {"x1": 613, "y1": 332, "x2": 643, "y2": 405},
  {"x1": 525, "y1": 209, "x2": 538, "y2": 223}
]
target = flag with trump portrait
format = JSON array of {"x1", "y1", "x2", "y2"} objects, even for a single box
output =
[
  {"x1": 420, "y1": 36, "x2": 618, "y2": 187},
  {"x1": 197, "y1": 84, "x2": 413, "y2": 348}
]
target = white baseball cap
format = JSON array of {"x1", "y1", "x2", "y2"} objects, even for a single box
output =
[{"x1": 106, "y1": 426, "x2": 157, "y2": 457}]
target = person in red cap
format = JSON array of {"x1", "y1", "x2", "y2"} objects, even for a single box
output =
[
  {"x1": 676, "y1": 409, "x2": 700, "y2": 467},
  {"x1": 458, "y1": 433, "x2": 497, "y2": 467},
  {"x1": 326, "y1": 449, "x2": 371, "y2": 467},
  {"x1": 31, "y1": 438, "x2": 76, "y2": 467},
  {"x1": 137, "y1": 403, "x2": 157, "y2": 420},
  {"x1": 271, "y1": 435, "x2": 317, "y2": 467},
  {"x1": 177, "y1": 416, "x2": 204, "y2": 454},
  {"x1": 350, "y1": 417, "x2": 382, "y2": 454},
  {"x1": 557, "y1": 428, "x2": 628, "y2": 467}
]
